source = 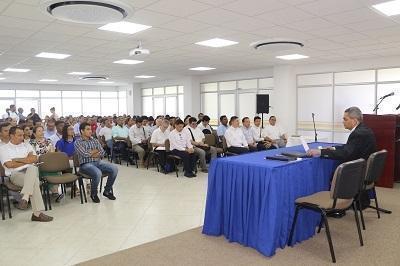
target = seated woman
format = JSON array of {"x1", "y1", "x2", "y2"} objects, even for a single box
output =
[
  {"x1": 22, "y1": 125, "x2": 32, "y2": 145},
  {"x1": 224, "y1": 116, "x2": 249, "y2": 154},
  {"x1": 55, "y1": 124, "x2": 75, "y2": 166}
]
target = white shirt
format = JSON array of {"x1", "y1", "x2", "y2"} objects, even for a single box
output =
[
  {"x1": 98, "y1": 127, "x2": 113, "y2": 141},
  {"x1": 49, "y1": 132, "x2": 62, "y2": 147},
  {"x1": 242, "y1": 126, "x2": 256, "y2": 145},
  {"x1": 50, "y1": 113, "x2": 59, "y2": 120},
  {"x1": 2, "y1": 113, "x2": 8, "y2": 119},
  {"x1": 264, "y1": 124, "x2": 286, "y2": 140},
  {"x1": 251, "y1": 125, "x2": 267, "y2": 142},
  {"x1": 225, "y1": 127, "x2": 248, "y2": 148},
  {"x1": 169, "y1": 129, "x2": 193, "y2": 151},
  {"x1": 197, "y1": 123, "x2": 212, "y2": 132},
  {"x1": 129, "y1": 124, "x2": 148, "y2": 145},
  {"x1": 9, "y1": 111, "x2": 19, "y2": 124},
  {"x1": 0, "y1": 141, "x2": 35, "y2": 175},
  {"x1": 185, "y1": 126, "x2": 205, "y2": 143},
  {"x1": 150, "y1": 128, "x2": 170, "y2": 149}
]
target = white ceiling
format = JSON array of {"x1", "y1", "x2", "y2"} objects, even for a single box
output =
[{"x1": 0, "y1": 0, "x2": 399, "y2": 86}]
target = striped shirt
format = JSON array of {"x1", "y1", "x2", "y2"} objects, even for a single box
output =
[{"x1": 74, "y1": 137, "x2": 105, "y2": 165}]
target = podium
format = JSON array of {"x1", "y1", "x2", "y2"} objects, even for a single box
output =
[{"x1": 363, "y1": 114, "x2": 400, "y2": 188}]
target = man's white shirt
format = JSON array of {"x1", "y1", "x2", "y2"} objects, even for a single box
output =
[
  {"x1": 185, "y1": 126, "x2": 205, "y2": 143},
  {"x1": 264, "y1": 124, "x2": 286, "y2": 140},
  {"x1": 169, "y1": 129, "x2": 193, "y2": 151},
  {"x1": 150, "y1": 128, "x2": 170, "y2": 149},
  {"x1": 225, "y1": 127, "x2": 248, "y2": 148},
  {"x1": 0, "y1": 141, "x2": 35, "y2": 175},
  {"x1": 197, "y1": 123, "x2": 212, "y2": 132},
  {"x1": 129, "y1": 124, "x2": 148, "y2": 145},
  {"x1": 98, "y1": 127, "x2": 113, "y2": 141}
]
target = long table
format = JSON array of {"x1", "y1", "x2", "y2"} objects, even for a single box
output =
[{"x1": 202, "y1": 143, "x2": 338, "y2": 257}]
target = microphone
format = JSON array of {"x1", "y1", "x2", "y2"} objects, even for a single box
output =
[
  {"x1": 396, "y1": 104, "x2": 400, "y2": 110},
  {"x1": 379, "y1": 92, "x2": 394, "y2": 99}
]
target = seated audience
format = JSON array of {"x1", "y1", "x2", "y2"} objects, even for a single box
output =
[
  {"x1": 217, "y1": 115, "x2": 229, "y2": 138},
  {"x1": 150, "y1": 119, "x2": 170, "y2": 172},
  {"x1": 169, "y1": 119, "x2": 197, "y2": 178},
  {"x1": 0, "y1": 126, "x2": 53, "y2": 222},
  {"x1": 22, "y1": 125, "x2": 32, "y2": 145},
  {"x1": 128, "y1": 117, "x2": 149, "y2": 167},
  {"x1": 241, "y1": 117, "x2": 258, "y2": 152},
  {"x1": 112, "y1": 117, "x2": 129, "y2": 162},
  {"x1": 224, "y1": 116, "x2": 249, "y2": 154},
  {"x1": 186, "y1": 117, "x2": 217, "y2": 173},
  {"x1": 197, "y1": 115, "x2": 213, "y2": 133},
  {"x1": 264, "y1": 116, "x2": 287, "y2": 148},
  {"x1": 0, "y1": 122, "x2": 11, "y2": 146},
  {"x1": 44, "y1": 119, "x2": 56, "y2": 139},
  {"x1": 49, "y1": 120, "x2": 65, "y2": 146},
  {"x1": 75, "y1": 122, "x2": 118, "y2": 203},
  {"x1": 30, "y1": 125, "x2": 55, "y2": 155}
]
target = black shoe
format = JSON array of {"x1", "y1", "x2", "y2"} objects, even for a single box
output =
[
  {"x1": 90, "y1": 194, "x2": 100, "y2": 203},
  {"x1": 327, "y1": 210, "x2": 346, "y2": 218},
  {"x1": 184, "y1": 172, "x2": 195, "y2": 178},
  {"x1": 103, "y1": 190, "x2": 116, "y2": 200}
]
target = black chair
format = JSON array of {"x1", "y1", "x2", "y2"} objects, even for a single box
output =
[
  {"x1": 126, "y1": 138, "x2": 139, "y2": 168},
  {"x1": 221, "y1": 136, "x2": 238, "y2": 157},
  {"x1": 0, "y1": 164, "x2": 22, "y2": 220},
  {"x1": 146, "y1": 141, "x2": 160, "y2": 172},
  {"x1": 288, "y1": 158, "x2": 366, "y2": 263},
  {"x1": 359, "y1": 150, "x2": 391, "y2": 230}
]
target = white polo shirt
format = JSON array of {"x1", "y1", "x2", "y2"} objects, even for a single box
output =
[
  {"x1": 169, "y1": 129, "x2": 193, "y2": 151},
  {"x1": 0, "y1": 141, "x2": 35, "y2": 175},
  {"x1": 185, "y1": 126, "x2": 205, "y2": 142},
  {"x1": 225, "y1": 127, "x2": 248, "y2": 148},
  {"x1": 251, "y1": 125, "x2": 267, "y2": 142},
  {"x1": 264, "y1": 124, "x2": 286, "y2": 140},
  {"x1": 129, "y1": 124, "x2": 148, "y2": 145},
  {"x1": 150, "y1": 128, "x2": 170, "y2": 148},
  {"x1": 98, "y1": 126, "x2": 113, "y2": 141}
]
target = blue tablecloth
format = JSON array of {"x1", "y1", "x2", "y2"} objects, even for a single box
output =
[{"x1": 202, "y1": 142, "x2": 339, "y2": 257}]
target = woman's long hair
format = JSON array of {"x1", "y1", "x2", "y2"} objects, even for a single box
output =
[{"x1": 62, "y1": 124, "x2": 74, "y2": 141}]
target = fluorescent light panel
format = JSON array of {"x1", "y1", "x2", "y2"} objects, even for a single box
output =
[
  {"x1": 68, "y1": 72, "x2": 91, "y2": 75},
  {"x1": 372, "y1": 0, "x2": 400, "y2": 16},
  {"x1": 195, "y1": 38, "x2": 238, "y2": 48},
  {"x1": 135, "y1": 75, "x2": 155, "y2": 78},
  {"x1": 4, "y1": 68, "x2": 30, "y2": 72},
  {"x1": 39, "y1": 79, "x2": 58, "y2": 82},
  {"x1": 98, "y1": 81, "x2": 114, "y2": 84},
  {"x1": 189, "y1": 67, "x2": 216, "y2": 71},
  {"x1": 275, "y1": 54, "x2": 309, "y2": 60},
  {"x1": 36, "y1": 52, "x2": 71, "y2": 59},
  {"x1": 0, "y1": 78, "x2": 5, "y2": 80},
  {"x1": 98, "y1": 22, "x2": 152, "y2": 34},
  {"x1": 113, "y1": 59, "x2": 143, "y2": 65}
]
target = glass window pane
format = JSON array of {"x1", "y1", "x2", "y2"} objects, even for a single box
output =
[
  {"x1": 101, "y1": 91, "x2": 117, "y2": 98},
  {"x1": 220, "y1": 94, "x2": 236, "y2": 119},
  {"x1": 165, "y1": 86, "x2": 177, "y2": 94},
  {"x1": 0, "y1": 90, "x2": 15, "y2": 98},
  {"x1": 41, "y1": 91, "x2": 61, "y2": 97},
  {"x1": 82, "y1": 91, "x2": 100, "y2": 98},
  {"x1": 259, "y1": 78, "x2": 274, "y2": 88},
  {"x1": 297, "y1": 73, "x2": 332, "y2": 86},
  {"x1": 101, "y1": 98, "x2": 118, "y2": 116},
  {"x1": 219, "y1": 81, "x2": 236, "y2": 91},
  {"x1": 16, "y1": 90, "x2": 39, "y2": 97},
  {"x1": 238, "y1": 93, "x2": 256, "y2": 119},
  {"x1": 82, "y1": 98, "x2": 100, "y2": 116},
  {"x1": 63, "y1": 91, "x2": 81, "y2": 98},
  {"x1": 178, "y1": 86, "x2": 184, "y2": 94},
  {"x1": 238, "y1": 79, "x2": 257, "y2": 90},
  {"x1": 142, "y1": 88, "x2": 152, "y2": 96},
  {"x1": 178, "y1": 94, "x2": 184, "y2": 118},
  {"x1": 0, "y1": 99, "x2": 14, "y2": 115},
  {"x1": 202, "y1": 93, "x2": 218, "y2": 125},
  {"x1": 142, "y1": 97, "x2": 153, "y2": 116},
  {"x1": 16, "y1": 99, "x2": 39, "y2": 118},
  {"x1": 378, "y1": 68, "x2": 400, "y2": 82},
  {"x1": 41, "y1": 98, "x2": 61, "y2": 118},
  {"x1": 165, "y1": 96, "x2": 177, "y2": 116},
  {"x1": 201, "y1": 83, "x2": 217, "y2": 92},
  {"x1": 153, "y1": 87, "x2": 164, "y2": 95},
  {"x1": 119, "y1": 91, "x2": 127, "y2": 98},
  {"x1": 118, "y1": 97, "x2": 127, "y2": 115},
  {"x1": 335, "y1": 70, "x2": 375, "y2": 84},
  {"x1": 62, "y1": 98, "x2": 82, "y2": 116},
  {"x1": 154, "y1": 97, "x2": 164, "y2": 115},
  {"x1": 377, "y1": 83, "x2": 400, "y2": 114}
]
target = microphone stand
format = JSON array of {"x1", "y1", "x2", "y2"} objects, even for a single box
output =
[
  {"x1": 373, "y1": 97, "x2": 385, "y2": 114},
  {"x1": 312, "y1": 113, "x2": 317, "y2": 142}
]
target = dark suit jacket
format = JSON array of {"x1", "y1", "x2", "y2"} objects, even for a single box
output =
[{"x1": 321, "y1": 123, "x2": 376, "y2": 162}]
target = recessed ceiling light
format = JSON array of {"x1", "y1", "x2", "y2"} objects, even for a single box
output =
[
  {"x1": 99, "y1": 21, "x2": 152, "y2": 34},
  {"x1": 98, "y1": 81, "x2": 114, "y2": 84},
  {"x1": 39, "y1": 79, "x2": 58, "y2": 82},
  {"x1": 68, "y1": 72, "x2": 92, "y2": 75},
  {"x1": 36, "y1": 52, "x2": 71, "y2": 59},
  {"x1": 189, "y1": 67, "x2": 216, "y2": 71},
  {"x1": 135, "y1": 75, "x2": 155, "y2": 78},
  {"x1": 4, "y1": 68, "x2": 31, "y2": 72},
  {"x1": 275, "y1": 54, "x2": 309, "y2": 60},
  {"x1": 195, "y1": 38, "x2": 238, "y2": 48},
  {"x1": 372, "y1": 0, "x2": 400, "y2": 16},
  {"x1": 113, "y1": 59, "x2": 144, "y2": 65},
  {"x1": 0, "y1": 77, "x2": 6, "y2": 80}
]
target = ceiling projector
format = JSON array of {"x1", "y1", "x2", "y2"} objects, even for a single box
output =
[{"x1": 129, "y1": 42, "x2": 150, "y2": 56}]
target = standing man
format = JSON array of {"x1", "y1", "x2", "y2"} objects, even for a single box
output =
[
  {"x1": 8, "y1": 104, "x2": 19, "y2": 124},
  {"x1": 17, "y1": 108, "x2": 26, "y2": 121},
  {"x1": 26, "y1": 108, "x2": 41, "y2": 125},
  {"x1": 49, "y1": 107, "x2": 59, "y2": 120},
  {"x1": 73, "y1": 116, "x2": 86, "y2": 136},
  {"x1": 0, "y1": 122, "x2": 11, "y2": 146},
  {"x1": 0, "y1": 126, "x2": 53, "y2": 222},
  {"x1": 75, "y1": 122, "x2": 118, "y2": 203}
]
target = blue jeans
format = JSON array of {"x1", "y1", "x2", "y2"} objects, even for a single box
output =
[
  {"x1": 80, "y1": 160, "x2": 118, "y2": 195},
  {"x1": 106, "y1": 139, "x2": 113, "y2": 159}
]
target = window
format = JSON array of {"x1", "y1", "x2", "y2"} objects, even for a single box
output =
[
  {"x1": 118, "y1": 91, "x2": 127, "y2": 116},
  {"x1": 82, "y1": 91, "x2": 100, "y2": 98},
  {"x1": 101, "y1": 98, "x2": 118, "y2": 116},
  {"x1": 0, "y1": 99, "x2": 14, "y2": 114},
  {"x1": 142, "y1": 97, "x2": 153, "y2": 116},
  {"x1": 63, "y1": 98, "x2": 82, "y2": 116},
  {"x1": 141, "y1": 86, "x2": 184, "y2": 117},
  {"x1": 41, "y1": 91, "x2": 61, "y2": 97},
  {"x1": 83, "y1": 99, "x2": 101, "y2": 116},
  {"x1": 41, "y1": 98, "x2": 62, "y2": 118},
  {"x1": 62, "y1": 91, "x2": 81, "y2": 98},
  {"x1": 0, "y1": 90, "x2": 15, "y2": 98},
  {"x1": 16, "y1": 90, "x2": 39, "y2": 97},
  {"x1": 165, "y1": 96, "x2": 177, "y2": 116}
]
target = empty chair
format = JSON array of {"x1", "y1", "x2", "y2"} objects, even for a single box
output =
[{"x1": 288, "y1": 158, "x2": 366, "y2": 263}]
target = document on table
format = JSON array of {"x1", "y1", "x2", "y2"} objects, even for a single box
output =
[{"x1": 300, "y1": 137, "x2": 310, "y2": 152}]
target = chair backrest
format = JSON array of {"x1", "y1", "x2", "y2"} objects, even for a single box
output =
[
  {"x1": 221, "y1": 136, "x2": 228, "y2": 152},
  {"x1": 165, "y1": 139, "x2": 171, "y2": 152},
  {"x1": 0, "y1": 163, "x2": 5, "y2": 177},
  {"x1": 204, "y1": 134, "x2": 216, "y2": 147},
  {"x1": 39, "y1": 152, "x2": 71, "y2": 172},
  {"x1": 72, "y1": 153, "x2": 80, "y2": 168},
  {"x1": 365, "y1": 150, "x2": 387, "y2": 184},
  {"x1": 330, "y1": 158, "x2": 366, "y2": 201}
]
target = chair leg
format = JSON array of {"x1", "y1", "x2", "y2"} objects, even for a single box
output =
[
  {"x1": 352, "y1": 202, "x2": 364, "y2": 246},
  {"x1": 78, "y1": 179, "x2": 84, "y2": 204},
  {"x1": 373, "y1": 187, "x2": 380, "y2": 219},
  {"x1": 70, "y1": 183, "x2": 74, "y2": 199},
  {"x1": 317, "y1": 214, "x2": 324, "y2": 233},
  {"x1": 288, "y1": 205, "x2": 300, "y2": 246},
  {"x1": 358, "y1": 197, "x2": 366, "y2": 230},
  {"x1": 6, "y1": 190, "x2": 12, "y2": 219},
  {"x1": 81, "y1": 179, "x2": 87, "y2": 203},
  {"x1": 175, "y1": 161, "x2": 179, "y2": 178},
  {"x1": 42, "y1": 184, "x2": 48, "y2": 211},
  {"x1": 100, "y1": 177, "x2": 103, "y2": 193},
  {"x1": 46, "y1": 184, "x2": 52, "y2": 211},
  {"x1": 0, "y1": 187, "x2": 5, "y2": 220},
  {"x1": 321, "y1": 211, "x2": 336, "y2": 263}
]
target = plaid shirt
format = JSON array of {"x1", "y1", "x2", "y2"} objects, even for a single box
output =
[{"x1": 74, "y1": 137, "x2": 105, "y2": 165}]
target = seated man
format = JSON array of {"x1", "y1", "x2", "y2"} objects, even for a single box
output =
[
  {"x1": 251, "y1": 116, "x2": 275, "y2": 150},
  {"x1": 150, "y1": 119, "x2": 170, "y2": 172},
  {"x1": 224, "y1": 116, "x2": 249, "y2": 154},
  {"x1": 169, "y1": 119, "x2": 197, "y2": 178},
  {"x1": 98, "y1": 118, "x2": 113, "y2": 158},
  {"x1": 75, "y1": 122, "x2": 118, "y2": 203},
  {"x1": 44, "y1": 119, "x2": 56, "y2": 139},
  {"x1": 197, "y1": 115, "x2": 213, "y2": 134},
  {"x1": 241, "y1": 117, "x2": 258, "y2": 152},
  {"x1": 186, "y1": 117, "x2": 217, "y2": 173},
  {"x1": 112, "y1": 117, "x2": 129, "y2": 163},
  {"x1": 128, "y1": 117, "x2": 149, "y2": 167},
  {"x1": 49, "y1": 120, "x2": 65, "y2": 147},
  {"x1": 0, "y1": 126, "x2": 53, "y2": 222},
  {"x1": 216, "y1": 115, "x2": 228, "y2": 140},
  {"x1": 264, "y1": 116, "x2": 287, "y2": 148}
]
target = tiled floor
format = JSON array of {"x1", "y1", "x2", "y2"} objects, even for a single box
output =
[{"x1": 0, "y1": 163, "x2": 208, "y2": 266}]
